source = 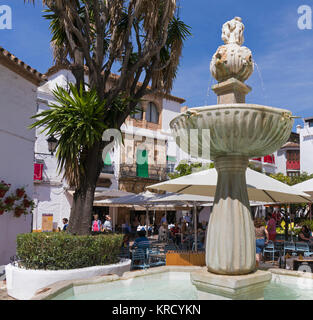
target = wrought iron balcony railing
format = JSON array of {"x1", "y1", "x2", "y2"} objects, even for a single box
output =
[{"x1": 119, "y1": 163, "x2": 167, "y2": 181}]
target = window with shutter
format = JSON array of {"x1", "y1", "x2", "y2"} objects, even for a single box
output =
[{"x1": 136, "y1": 149, "x2": 149, "y2": 178}]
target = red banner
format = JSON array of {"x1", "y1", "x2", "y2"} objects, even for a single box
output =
[{"x1": 34, "y1": 163, "x2": 43, "y2": 181}]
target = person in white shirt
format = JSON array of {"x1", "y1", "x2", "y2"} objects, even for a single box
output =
[{"x1": 102, "y1": 215, "x2": 112, "y2": 232}]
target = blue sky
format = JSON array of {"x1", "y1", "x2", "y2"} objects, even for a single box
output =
[{"x1": 1, "y1": 0, "x2": 313, "y2": 129}]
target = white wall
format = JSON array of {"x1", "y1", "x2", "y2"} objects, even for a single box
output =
[
  {"x1": 0, "y1": 64, "x2": 37, "y2": 265},
  {"x1": 33, "y1": 184, "x2": 72, "y2": 231},
  {"x1": 298, "y1": 124, "x2": 313, "y2": 174},
  {"x1": 162, "y1": 98, "x2": 182, "y2": 132},
  {"x1": 275, "y1": 150, "x2": 287, "y2": 175}
]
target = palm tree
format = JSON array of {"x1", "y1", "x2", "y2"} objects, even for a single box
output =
[{"x1": 27, "y1": 0, "x2": 191, "y2": 235}]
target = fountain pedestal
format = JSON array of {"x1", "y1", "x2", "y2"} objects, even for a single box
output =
[
  {"x1": 212, "y1": 78, "x2": 251, "y2": 104},
  {"x1": 191, "y1": 269, "x2": 272, "y2": 300},
  {"x1": 206, "y1": 156, "x2": 256, "y2": 275}
]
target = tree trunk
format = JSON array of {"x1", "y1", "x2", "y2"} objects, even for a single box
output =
[{"x1": 68, "y1": 142, "x2": 102, "y2": 235}]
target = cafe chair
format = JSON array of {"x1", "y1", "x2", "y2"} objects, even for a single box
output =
[
  {"x1": 148, "y1": 248, "x2": 166, "y2": 267},
  {"x1": 131, "y1": 248, "x2": 150, "y2": 270},
  {"x1": 295, "y1": 242, "x2": 310, "y2": 255},
  {"x1": 263, "y1": 241, "x2": 280, "y2": 262},
  {"x1": 283, "y1": 241, "x2": 296, "y2": 256}
]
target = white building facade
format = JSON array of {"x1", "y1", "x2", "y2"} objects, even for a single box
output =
[
  {"x1": 33, "y1": 67, "x2": 188, "y2": 231},
  {"x1": 0, "y1": 47, "x2": 44, "y2": 265},
  {"x1": 297, "y1": 118, "x2": 313, "y2": 175}
]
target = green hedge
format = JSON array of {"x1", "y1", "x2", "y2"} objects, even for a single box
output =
[{"x1": 16, "y1": 232, "x2": 123, "y2": 270}]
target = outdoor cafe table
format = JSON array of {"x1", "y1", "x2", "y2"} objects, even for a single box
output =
[{"x1": 285, "y1": 256, "x2": 313, "y2": 270}]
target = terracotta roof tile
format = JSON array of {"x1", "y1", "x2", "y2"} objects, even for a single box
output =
[
  {"x1": 0, "y1": 46, "x2": 46, "y2": 85},
  {"x1": 281, "y1": 141, "x2": 300, "y2": 149}
]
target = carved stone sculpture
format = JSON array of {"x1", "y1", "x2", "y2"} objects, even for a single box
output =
[{"x1": 210, "y1": 17, "x2": 254, "y2": 83}]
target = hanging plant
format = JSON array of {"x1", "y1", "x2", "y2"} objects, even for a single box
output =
[
  {"x1": 0, "y1": 180, "x2": 36, "y2": 218},
  {"x1": 4, "y1": 196, "x2": 16, "y2": 206},
  {"x1": 16, "y1": 187, "x2": 26, "y2": 198},
  {"x1": 14, "y1": 206, "x2": 25, "y2": 217},
  {"x1": 0, "y1": 180, "x2": 11, "y2": 198}
]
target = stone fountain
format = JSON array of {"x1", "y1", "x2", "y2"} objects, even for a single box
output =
[{"x1": 170, "y1": 17, "x2": 294, "y2": 299}]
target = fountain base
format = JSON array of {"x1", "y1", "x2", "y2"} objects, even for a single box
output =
[{"x1": 191, "y1": 269, "x2": 272, "y2": 300}]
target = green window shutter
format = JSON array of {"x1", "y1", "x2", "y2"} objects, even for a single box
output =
[
  {"x1": 104, "y1": 153, "x2": 112, "y2": 165},
  {"x1": 136, "y1": 149, "x2": 149, "y2": 178},
  {"x1": 167, "y1": 156, "x2": 176, "y2": 163}
]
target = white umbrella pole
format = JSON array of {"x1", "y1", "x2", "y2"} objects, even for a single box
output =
[{"x1": 194, "y1": 202, "x2": 198, "y2": 253}]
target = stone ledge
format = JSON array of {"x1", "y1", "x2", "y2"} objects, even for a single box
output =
[{"x1": 191, "y1": 269, "x2": 272, "y2": 300}]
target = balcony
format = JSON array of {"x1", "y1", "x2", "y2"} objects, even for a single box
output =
[
  {"x1": 286, "y1": 160, "x2": 300, "y2": 171},
  {"x1": 120, "y1": 163, "x2": 167, "y2": 181}
]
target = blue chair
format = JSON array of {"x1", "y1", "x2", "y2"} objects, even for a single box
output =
[
  {"x1": 295, "y1": 242, "x2": 310, "y2": 255},
  {"x1": 263, "y1": 241, "x2": 280, "y2": 262},
  {"x1": 283, "y1": 241, "x2": 296, "y2": 256},
  {"x1": 131, "y1": 249, "x2": 150, "y2": 270},
  {"x1": 148, "y1": 248, "x2": 166, "y2": 267},
  {"x1": 304, "y1": 252, "x2": 313, "y2": 257}
]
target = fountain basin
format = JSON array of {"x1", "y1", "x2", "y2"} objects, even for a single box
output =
[
  {"x1": 170, "y1": 104, "x2": 293, "y2": 160},
  {"x1": 29, "y1": 267, "x2": 313, "y2": 300}
]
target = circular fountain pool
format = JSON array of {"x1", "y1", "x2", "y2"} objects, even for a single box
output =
[{"x1": 31, "y1": 267, "x2": 313, "y2": 300}]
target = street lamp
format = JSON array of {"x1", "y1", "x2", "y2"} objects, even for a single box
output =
[{"x1": 46, "y1": 135, "x2": 58, "y2": 155}]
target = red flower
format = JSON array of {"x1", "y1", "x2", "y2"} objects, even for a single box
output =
[
  {"x1": 16, "y1": 188, "x2": 25, "y2": 198},
  {"x1": 23, "y1": 199, "x2": 30, "y2": 208},
  {"x1": 0, "y1": 190, "x2": 8, "y2": 198},
  {"x1": 4, "y1": 197, "x2": 15, "y2": 205},
  {"x1": 14, "y1": 207, "x2": 25, "y2": 216}
]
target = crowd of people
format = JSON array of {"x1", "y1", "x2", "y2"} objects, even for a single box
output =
[
  {"x1": 156, "y1": 214, "x2": 206, "y2": 250},
  {"x1": 254, "y1": 211, "x2": 313, "y2": 266}
]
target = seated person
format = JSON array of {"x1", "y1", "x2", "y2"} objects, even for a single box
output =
[
  {"x1": 132, "y1": 230, "x2": 150, "y2": 250},
  {"x1": 121, "y1": 234, "x2": 130, "y2": 248},
  {"x1": 158, "y1": 223, "x2": 169, "y2": 242},
  {"x1": 170, "y1": 223, "x2": 181, "y2": 245},
  {"x1": 137, "y1": 224, "x2": 145, "y2": 232},
  {"x1": 298, "y1": 225, "x2": 311, "y2": 243}
]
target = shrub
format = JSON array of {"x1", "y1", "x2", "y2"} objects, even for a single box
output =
[{"x1": 16, "y1": 232, "x2": 123, "y2": 270}]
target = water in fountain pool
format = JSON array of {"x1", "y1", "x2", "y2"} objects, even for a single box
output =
[{"x1": 50, "y1": 271, "x2": 313, "y2": 300}]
